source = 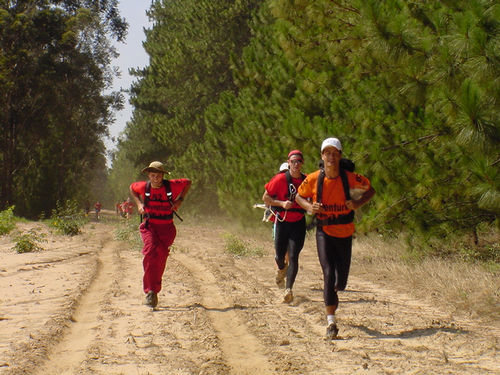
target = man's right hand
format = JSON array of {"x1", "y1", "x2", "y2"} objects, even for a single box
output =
[
  {"x1": 310, "y1": 202, "x2": 322, "y2": 215},
  {"x1": 282, "y1": 200, "x2": 293, "y2": 210}
]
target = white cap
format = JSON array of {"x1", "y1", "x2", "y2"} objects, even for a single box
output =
[
  {"x1": 279, "y1": 162, "x2": 289, "y2": 172},
  {"x1": 321, "y1": 137, "x2": 342, "y2": 152}
]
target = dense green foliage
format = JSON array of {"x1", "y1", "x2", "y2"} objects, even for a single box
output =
[
  {"x1": 113, "y1": 0, "x2": 499, "y2": 250},
  {"x1": 0, "y1": 0, "x2": 126, "y2": 217},
  {"x1": 0, "y1": 206, "x2": 16, "y2": 235}
]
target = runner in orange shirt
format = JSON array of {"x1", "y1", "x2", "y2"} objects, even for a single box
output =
[{"x1": 296, "y1": 137, "x2": 375, "y2": 339}]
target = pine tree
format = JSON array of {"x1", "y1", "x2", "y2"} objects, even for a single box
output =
[
  {"x1": 0, "y1": 0, "x2": 126, "y2": 216},
  {"x1": 204, "y1": 0, "x2": 499, "y2": 243},
  {"x1": 125, "y1": 0, "x2": 259, "y2": 209}
]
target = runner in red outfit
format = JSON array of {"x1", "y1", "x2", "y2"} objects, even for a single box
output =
[
  {"x1": 262, "y1": 150, "x2": 307, "y2": 304},
  {"x1": 130, "y1": 161, "x2": 191, "y2": 308},
  {"x1": 94, "y1": 201, "x2": 102, "y2": 220},
  {"x1": 121, "y1": 198, "x2": 134, "y2": 219}
]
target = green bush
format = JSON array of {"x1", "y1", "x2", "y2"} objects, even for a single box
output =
[
  {"x1": 114, "y1": 220, "x2": 142, "y2": 250},
  {"x1": 0, "y1": 206, "x2": 16, "y2": 235},
  {"x1": 223, "y1": 233, "x2": 265, "y2": 257},
  {"x1": 13, "y1": 229, "x2": 47, "y2": 253},
  {"x1": 50, "y1": 200, "x2": 86, "y2": 236}
]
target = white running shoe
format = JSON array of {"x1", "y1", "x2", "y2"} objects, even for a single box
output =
[{"x1": 326, "y1": 322, "x2": 339, "y2": 339}]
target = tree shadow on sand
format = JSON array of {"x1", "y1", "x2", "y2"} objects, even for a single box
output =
[
  {"x1": 348, "y1": 323, "x2": 468, "y2": 339},
  {"x1": 154, "y1": 302, "x2": 256, "y2": 312}
]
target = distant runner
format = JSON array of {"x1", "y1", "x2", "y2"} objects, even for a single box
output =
[
  {"x1": 262, "y1": 150, "x2": 307, "y2": 303},
  {"x1": 116, "y1": 201, "x2": 123, "y2": 216},
  {"x1": 121, "y1": 198, "x2": 134, "y2": 219},
  {"x1": 130, "y1": 161, "x2": 191, "y2": 309},
  {"x1": 296, "y1": 138, "x2": 375, "y2": 339},
  {"x1": 84, "y1": 200, "x2": 90, "y2": 217},
  {"x1": 94, "y1": 201, "x2": 102, "y2": 220}
]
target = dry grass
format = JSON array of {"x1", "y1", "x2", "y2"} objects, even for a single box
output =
[{"x1": 352, "y1": 234, "x2": 500, "y2": 327}]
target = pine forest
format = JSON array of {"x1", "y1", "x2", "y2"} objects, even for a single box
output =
[{"x1": 1, "y1": 0, "x2": 499, "y2": 257}]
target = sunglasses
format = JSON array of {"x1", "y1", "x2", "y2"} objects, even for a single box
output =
[{"x1": 289, "y1": 159, "x2": 304, "y2": 165}]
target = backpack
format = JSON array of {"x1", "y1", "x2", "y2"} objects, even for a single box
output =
[
  {"x1": 315, "y1": 158, "x2": 355, "y2": 227},
  {"x1": 142, "y1": 180, "x2": 183, "y2": 222}
]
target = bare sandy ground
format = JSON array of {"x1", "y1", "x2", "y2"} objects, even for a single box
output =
[{"x1": 0, "y1": 212, "x2": 498, "y2": 374}]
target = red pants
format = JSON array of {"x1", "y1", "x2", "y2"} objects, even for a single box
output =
[{"x1": 139, "y1": 222, "x2": 176, "y2": 294}]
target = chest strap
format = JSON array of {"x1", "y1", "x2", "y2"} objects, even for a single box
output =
[
  {"x1": 316, "y1": 211, "x2": 354, "y2": 226},
  {"x1": 145, "y1": 213, "x2": 174, "y2": 221}
]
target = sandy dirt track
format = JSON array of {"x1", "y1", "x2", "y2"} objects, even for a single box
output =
[{"x1": 0, "y1": 212, "x2": 499, "y2": 374}]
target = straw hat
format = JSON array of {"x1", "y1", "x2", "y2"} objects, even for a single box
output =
[{"x1": 141, "y1": 161, "x2": 169, "y2": 174}]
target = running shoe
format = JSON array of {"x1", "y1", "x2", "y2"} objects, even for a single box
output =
[
  {"x1": 283, "y1": 288, "x2": 293, "y2": 304},
  {"x1": 326, "y1": 322, "x2": 339, "y2": 339},
  {"x1": 144, "y1": 291, "x2": 158, "y2": 308},
  {"x1": 275, "y1": 263, "x2": 288, "y2": 288}
]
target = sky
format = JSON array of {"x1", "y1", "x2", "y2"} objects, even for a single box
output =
[{"x1": 105, "y1": 0, "x2": 152, "y2": 164}]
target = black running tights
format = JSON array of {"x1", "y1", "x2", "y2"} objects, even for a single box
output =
[
  {"x1": 316, "y1": 229, "x2": 352, "y2": 307},
  {"x1": 274, "y1": 217, "x2": 306, "y2": 289}
]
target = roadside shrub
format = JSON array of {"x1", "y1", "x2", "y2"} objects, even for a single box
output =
[
  {"x1": 50, "y1": 200, "x2": 86, "y2": 236},
  {"x1": 12, "y1": 229, "x2": 47, "y2": 253},
  {"x1": 394, "y1": 221, "x2": 500, "y2": 264},
  {"x1": 223, "y1": 233, "x2": 265, "y2": 257},
  {"x1": 114, "y1": 220, "x2": 142, "y2": 250},
  {"x1": 0, "y1": 206, "x2": 16, "y2": 235}
]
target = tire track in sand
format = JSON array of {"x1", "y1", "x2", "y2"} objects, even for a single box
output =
[
  {"x1": 175, "y1": 252, "x2": 275, "y2": 375},
  {"x1": 34, "y1": 236, "x2": 120, "y2": 375}
]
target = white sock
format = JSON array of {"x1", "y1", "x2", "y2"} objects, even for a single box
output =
[{"x1": 327, "y1": 315, "x2": 336, "y2": 325}]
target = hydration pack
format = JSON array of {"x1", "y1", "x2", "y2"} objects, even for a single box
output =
[{"x1": 143, "y1": 180, "x2": 175, "y2": 221}]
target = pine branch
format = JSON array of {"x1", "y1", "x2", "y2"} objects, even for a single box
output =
[
  {"x1": 328, "y1": 1, "x2": 360, "y2": 15},
  {"x1": 372, "y1": 192, "x2": 426, "y2": 228},
  {"x1": 337, "y1": 19, "x2": 356, "y2": 28},
  {"x1": 381, "y1": 133, "x2": 441, "y2": 152},
  {"x1": 328, "y1": 37, "x2": 365, "y2": 43},
  {"x1": 357, "y1": 133, "x2": 442, "y2": 162}
]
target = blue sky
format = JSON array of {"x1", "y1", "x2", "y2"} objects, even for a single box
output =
[{"x1": 106, "y1": 0, "x2": 152, "y2": 162}]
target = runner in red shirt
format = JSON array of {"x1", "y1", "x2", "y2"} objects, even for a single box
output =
[
  {"x1": 130, "y1": 161, "x2": 191, "y2": 308},
  {"x1": 121, "y1": 198, "x2": 134, "y2": 219},
  {"x1": 94, "y1": 201, "x2": 102, "y2": 220},
  {"x1": 116, "y1": 201, "x2": 122, "y2": 216},
  {"x1": 296, "y1": 138, "x2": 375, "y2": 339},
  {"x1": 262, "y1": 150, "x2": 307, "y2": 304}
]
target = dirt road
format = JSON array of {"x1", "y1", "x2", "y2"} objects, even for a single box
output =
[{"x1": 1, "y1": 215, "x2": 498, "y2": 374}]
